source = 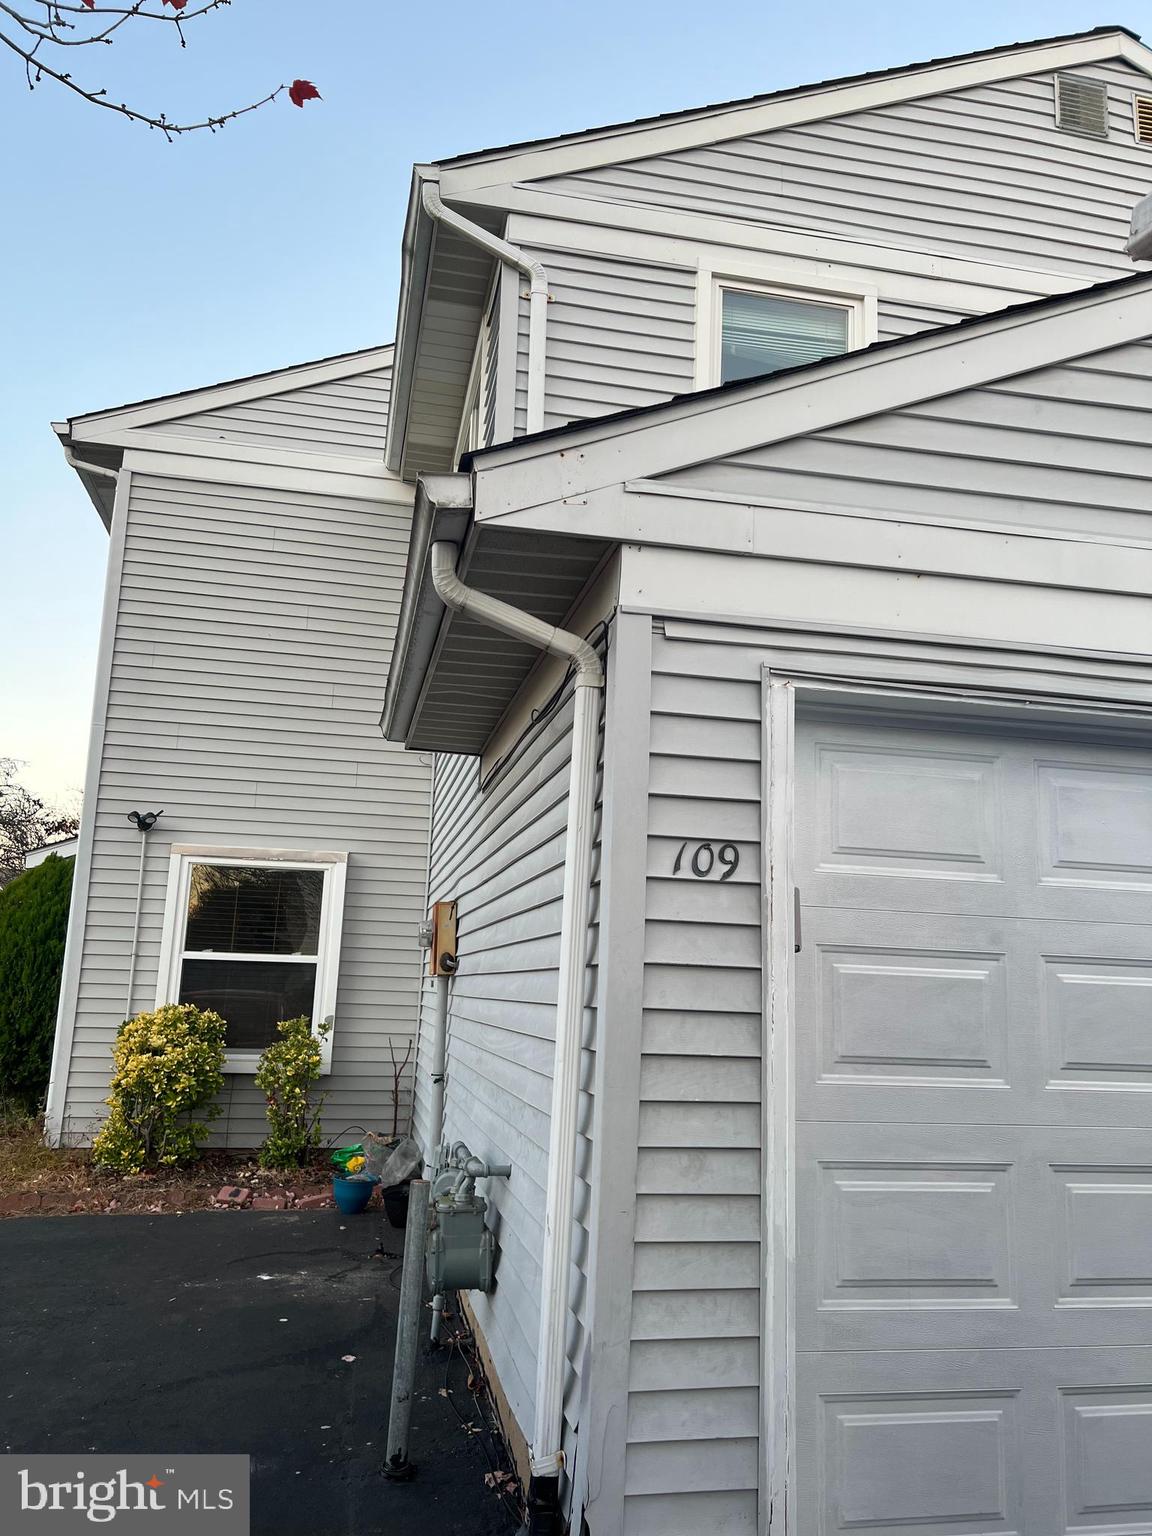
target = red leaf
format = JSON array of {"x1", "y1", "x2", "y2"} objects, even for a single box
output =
[
  {"x1": 288, "y1": 79, "x2": 321, "y2": 109},
  {"x1": 163, "y1": 0, "x2": 189, "y2": 8},
  {"x1": 81, "y1": 0, "x2": 95, "y2": 8}
]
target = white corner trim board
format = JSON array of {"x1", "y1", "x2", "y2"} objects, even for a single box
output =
[{"x1": 43, "y1": 466, "x2": 132, "y2": 1147}]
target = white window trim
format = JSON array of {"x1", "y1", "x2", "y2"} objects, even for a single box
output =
[
  {"x1": 155, "y1": 844, "x2": 348, "y2": 1075},
  {"x1": 694, "y1": 261, "x2": 878, "y2": 390}
]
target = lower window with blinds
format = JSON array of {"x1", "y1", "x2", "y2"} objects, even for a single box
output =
[
  {"x1": 155, "y1": 846, "x2": 348, "y2": 1069},
  {"x1": 718, "y1": 282, "x2": 854, "y2": 385}
]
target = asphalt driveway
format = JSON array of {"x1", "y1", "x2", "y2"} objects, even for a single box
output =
[{"x1": 0, "y1": 1211, "x2": 518, "y2": 1535}]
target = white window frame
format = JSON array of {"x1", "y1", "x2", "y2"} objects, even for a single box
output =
[
  {"x1": 155, "y1": 844, "x2": 348, "y2": 1075},
  {"x1": 695, "y1": 262, "x2": 877, "y2": 390}
]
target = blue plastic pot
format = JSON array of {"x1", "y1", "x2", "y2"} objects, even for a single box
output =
[{"x1": 332, "y1": 1175, "x2": 378, "y2": 1215}]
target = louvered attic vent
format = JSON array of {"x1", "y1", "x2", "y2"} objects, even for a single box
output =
[
  {"x1": 1135, "y1": 95, "x2": 1152, "y2": 144},
  {"x1": 1055, "y1": 75, "x2": 1109, "y2": 139}
]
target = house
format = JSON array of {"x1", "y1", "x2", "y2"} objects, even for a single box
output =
[
  {"x1": 25, "y1": 838, "x2": 78, "y2": 868},
  {"x1": 45, "y1": 347, "x2": 430, "y2": 1147},
  {"x1": 49, "y1": 22, "x2": 1152, "y2": 1533},
  {"x1": 381, "y1": 24, "x2": 1152, "y2": 1536}
]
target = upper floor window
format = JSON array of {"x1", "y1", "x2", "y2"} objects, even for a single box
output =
[
  {"x1": 156, "y1": 845, "x2": 347, "y2": 1071},
  {"x1": 713, "y1": 280, "x2": 861, "y2": 387}
]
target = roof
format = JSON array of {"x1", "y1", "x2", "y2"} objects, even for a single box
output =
[
  {"x1": 56, "y1": 342, "x2": 398, "y2": 527},
  {"x1": 63, "y1": 342, "x2": 393, "y2": 431},
  {"x1": 25, "y1": 837, "x2": 79, "y2": 868},
  {"x1": 392, "y1": 24, "x2": 1152, "y2": 482},
  {"x1": 386, "y1": 265, "x2": 1152, "y2": 751},
  {"x1": 438, "y1": 25, "x2": 1143, "y2": 167}
]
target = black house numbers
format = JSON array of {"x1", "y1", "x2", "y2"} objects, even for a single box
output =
[{"x1": 671, "y1": 840, "x2": 740, "y2": 881}]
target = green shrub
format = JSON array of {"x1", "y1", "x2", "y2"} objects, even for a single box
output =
[
  {"x1": 254, "y1": 1016, "x2": 330, "y2": 1169},
  {"x1": 0, "y1": 855, "x2": 74, "y2": 1112},
  {"x1": 92, "y1": 1004, "x2": 226, "y2": 1173}
]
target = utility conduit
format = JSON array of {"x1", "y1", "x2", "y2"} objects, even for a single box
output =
[
  {"x1": 429, "y1": 542, "x2": 603, "y2": 1517},
  {"x1": 420, "y1": 184, "x2": 550, "y2": 435}
]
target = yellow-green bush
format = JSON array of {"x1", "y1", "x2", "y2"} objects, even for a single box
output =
[
  {"x1": 92, "y1": 1004, "x2": 226, "y2": 1173},
  {"x1": 254, "y1": 1016, "x2": 330, "y2": 1169}
]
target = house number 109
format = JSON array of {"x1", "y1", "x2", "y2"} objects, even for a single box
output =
[{"x1": 671, "y1": 841, "x2": 740, "y2": 880}]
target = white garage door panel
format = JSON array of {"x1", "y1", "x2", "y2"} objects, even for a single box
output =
[
  {"x1": 798, "y1": 1121, "x2": 1152, "y2": 1351},
  {"x1": 793, "y1": 715, "x2": 1152, "y2": 1536},
  {"x1": 798, "y1": 1348, "x2": 1152, "y2": 1536},
  {"x1": 799, "y1": 729, "x2": 1152, "y2": 919},
  {"x1": 800, "y1": 910, "x2": 1152, "y2": 1127}
]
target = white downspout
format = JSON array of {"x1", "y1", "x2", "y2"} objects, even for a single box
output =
[
  {"x1": 429, "y1": 541, "x2": 603, "y2": 1497},
  {"x1": 421, "y1": 184, "x2": 550, "y2": 435}
]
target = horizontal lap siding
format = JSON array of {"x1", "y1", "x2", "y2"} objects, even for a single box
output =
[
  {"x1": 663, "y1": 340, "x2": 1152, "y2": 542},
  {"x1": 417, "y1": 696, "x2": 601, "y2": 1471},
  {"x1": 878, "y1": 299, "x2": 974, "y2": 338},
  {"x1": 159, "y1": 365, "x2": 392, "y2": 458},
  {"x1": 537, "y1": 65, "x2": 1152, "y2": 278},
  {"x1": 624, "y1": 628, "x2": 762, "y2": 1534},
  {"x1": 514, "y1": 248, "x2": 696, "y2": 433},
  {"x1": 64, "y1": 469, "x2": 428, "y2": 1143}
]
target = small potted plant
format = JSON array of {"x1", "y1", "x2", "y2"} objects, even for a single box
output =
[{"x1": 332, "y1": 1152, "x2": 379, "y2": 1215}]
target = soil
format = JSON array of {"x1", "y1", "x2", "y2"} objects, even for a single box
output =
[{"x1": 0, "y1": 1121, "x2": 351, "y2": 1217}]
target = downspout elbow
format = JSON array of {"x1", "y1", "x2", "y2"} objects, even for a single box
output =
[
  {"x1": 421, "y1": 183, "x2": 548, "y2": 291},
  {"x1": 430, "y1": 542, "x2": 602, "y2": 688},
  {"x1": 420, "y1": 183, "x2": 550, "y2": 435}
]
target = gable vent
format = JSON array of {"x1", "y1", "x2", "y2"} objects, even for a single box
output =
[
  {"x1": 1135, "y1": 94, "x2": 1152, "y2": 144},
  {"x1": 1055, "y1": 74, "x2": 1109, "y2": 139}
]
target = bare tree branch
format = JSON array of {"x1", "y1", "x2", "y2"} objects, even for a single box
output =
[{"x1": 2, "y1": 0, "x2": 316, "y2": 135}]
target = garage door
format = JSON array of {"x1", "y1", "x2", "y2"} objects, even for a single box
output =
[{"x1": 794, "y1": 711, "x2": 1152, "y2": 1535}]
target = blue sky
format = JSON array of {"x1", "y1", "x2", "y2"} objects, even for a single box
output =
[{"x1": 1, "y1": 0, "x2": 1140, "y2": 801}]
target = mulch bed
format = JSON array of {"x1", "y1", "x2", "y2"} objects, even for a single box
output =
[{"x1": 0, "y1": 1136, "x2": 347, "y2": 1219}]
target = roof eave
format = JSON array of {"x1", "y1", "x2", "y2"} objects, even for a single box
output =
[
  {"x1": 384, "y1": 166, "x2": 440, "y2": 476},
  {"x1": 53, "y1": 421, "x2": 119, "y2": 530},
  {"x1": 380, "y1": 472, "x2": 474, "y2": 742}
]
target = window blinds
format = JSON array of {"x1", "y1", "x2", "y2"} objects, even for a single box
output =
[{"x1": 720, "y1": 288, "x2": 850, "y2": 384}]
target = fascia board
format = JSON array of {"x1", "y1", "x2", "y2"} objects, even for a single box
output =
[
  {"x1": 68, "y1": 345, "x2": 395, "y2": 437},
  {"x1": 471, "y1": 280, "x2": 1152, "y2": 519},
  {"x1": 118, "y1": 438, "x2": 412, "y2": 504},
  {"x1": 482, "y1": 481, "x2": 1152, "y2": 596},
  {"x1": 440, "y1": 34, "x2": 1152, "y2": 194}
]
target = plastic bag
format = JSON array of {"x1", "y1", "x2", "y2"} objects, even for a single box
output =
[{"x1": 364, "y1": 1133, "x2": 422, "y2": 1187}]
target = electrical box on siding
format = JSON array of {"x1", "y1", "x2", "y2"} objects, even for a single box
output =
[{"x1": 429, "y1": 900, "x2": 458, "y2": 977}]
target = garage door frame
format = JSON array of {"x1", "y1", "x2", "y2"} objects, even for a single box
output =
[{"x1": 760, "y1": 666, "x2": 1152, "y2": 1536}]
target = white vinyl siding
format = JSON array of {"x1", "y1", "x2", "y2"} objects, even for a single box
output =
[
  {"x1": 157, "y1": 365, "x2": 393, "y2": 458},
  {"x1": 60, "y1": 467, "x2": 428, "y2": 1145},
  {"x1": 620, "y1": 625, "x2": 762, "y2": 1534},
  {"x1": 661, "y1": 338, "x2": 1152, "y2": 545},
  {"x1": 878, "y1": 298, "x2": 975, "y2": 338},
  {"x1": 534, "y1": 65, "x2": 1152, "y2": 279},
  {"x1": 414, "y1": 695, "x2": 600, "y2": 1483},
  {"x1": 513, "y1": 248, "x2": 696, "y2": 433}
]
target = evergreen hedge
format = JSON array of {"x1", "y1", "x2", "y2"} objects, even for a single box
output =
[{"x1": 0, "y1": 855, "x2": 74, "y2": 1112}]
